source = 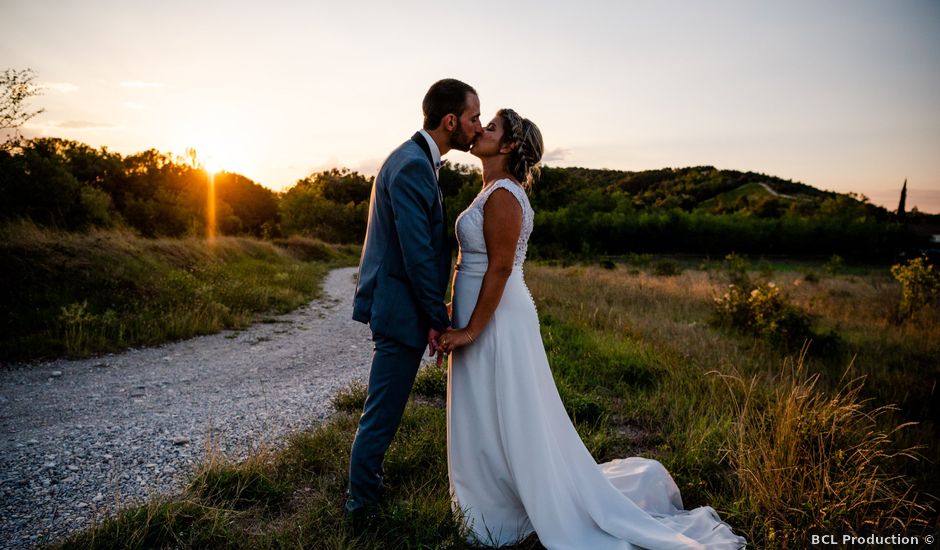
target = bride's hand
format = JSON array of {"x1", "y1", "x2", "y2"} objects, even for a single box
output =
[{"x1": 438, "y1": 329, "x2": 476, "y2": 353}]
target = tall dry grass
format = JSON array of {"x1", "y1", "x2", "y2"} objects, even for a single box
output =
[
  {"x1": 526, "y1": 261, "x2": 936, "y2": 545},
  {"x1": 717, "y1": 350, "x2": 928, "y2": 547}
]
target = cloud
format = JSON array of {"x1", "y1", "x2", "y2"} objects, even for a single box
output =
[
  {"x1": 541, "y1": 147, "x2": 570, "y2": 163},
  {"x1": 121, "y1": 102, "x2": 145, "y2": 110},
  {"x1": 355, "y1": 158, "x2": 383, "y2": 176},
  {"x1": 41, "y1": 82, "x2": 79, "y2": 93},
  {"x1": 120, "y1": 81, "x2": 164, "y2": 88},
  {"x1": 57, "y1": 120, "x2": 113, "y2": 129}
]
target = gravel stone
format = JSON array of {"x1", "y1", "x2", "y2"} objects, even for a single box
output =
[{"x1": 0, "y1": 267, "x2": 391, "y2": 549}]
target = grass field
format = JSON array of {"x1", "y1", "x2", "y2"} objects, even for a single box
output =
[
  {"x1": 0, "y1": 222, "x2": 359, "y2": 362},
  {"x1": 56, "y1": 256, "x2": 938, "y2": 549}
]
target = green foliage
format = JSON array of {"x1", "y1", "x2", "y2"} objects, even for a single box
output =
[
  {"x1": 0, "y1": 223, "x2": 343, "y2": 360},
  {"x1": 0, "y1": 139, "x2": 279, "y2": 237},
  {"x1": 60, "y1": 500, "x2": 235, "y2": 549},
  {"x1": 541, "y1": 315, "x2": 660, "y2": 393},
  {"x1": 557, "y1": 382, "x2": 608, "y2": 424},
  {"x1": 525, "y1": 166, "x2": 920, "y2": 261},
  {"x1": 279, "y1": 168, "x2": 371, "y2": 243},
  {"x1": 822, "y1": 254, "x2": 844, "y2": 275},
  {"x1": 2, "y1": 133, "x2": 926, "y2": 259},
  {"x1": 712, "y1": 281, "x2": 817, "y2": 349},
  {"x1": 721, "y1": 253, "x2": 751, "y2": 288},
  {"x1": 890, "y1": 256, "x2": 940, "y2": 321},
  {"x1": 413, "y1": 364, "x2": 447, "y2": 399},
  {"x1": 191, "y1": 466, "x2": 289, "y2": 510},
  {"x1": 332, "y1": 380, "x2": 367, "y2": 413}
]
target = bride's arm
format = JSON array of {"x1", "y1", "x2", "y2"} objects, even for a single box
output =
[{"x1": 439, "y1": 188, "x2": 521, "y2": 352}]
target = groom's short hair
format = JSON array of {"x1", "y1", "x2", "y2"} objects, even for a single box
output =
[{"x1": 423, "y1": 79, "x2": 477, "y2": 131}]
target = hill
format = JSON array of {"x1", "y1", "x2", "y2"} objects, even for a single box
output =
[
  {"x1": 534, "y1": 165, "x2": 856, "y2": 215},
  {"x1": 513, "y1": 165, "x2": 927, "y2": 260}
]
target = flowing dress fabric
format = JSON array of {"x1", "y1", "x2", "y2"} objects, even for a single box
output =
[{"x1": 446, "y1": 180, "x2": 746, "y2": 550}]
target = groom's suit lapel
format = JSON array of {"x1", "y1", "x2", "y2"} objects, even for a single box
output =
[
  {"x1": 410, "y1": 132, "x2": 450, "y2": 262},
  {"x1": 410, "y1": 131, "x2": 447, "y2": 211},
  {"x1": 411, "y1": 131, "x2": 434, "y2": 168},
  {"x1": 410, "y1": 132, "x2": 444, "y2": 202}
]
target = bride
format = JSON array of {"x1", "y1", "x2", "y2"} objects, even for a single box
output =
[{"x1": 436, "y1": 109, "x2": 747, "y2": 549}]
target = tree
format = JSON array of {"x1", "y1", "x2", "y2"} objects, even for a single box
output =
[
  {"x1": 897, "y1": 179, "x2": 907, "y2": 221},
  {"x1": 1, "y1": 68, "x2": 45, "y2": 152}
]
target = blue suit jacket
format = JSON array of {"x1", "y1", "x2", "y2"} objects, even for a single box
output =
[{"x1": 352, "y1": 132, "x2": 452, "y2": 349}]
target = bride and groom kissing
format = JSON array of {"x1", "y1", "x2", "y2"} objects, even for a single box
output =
[{"x1": 348, "y1": 79, "x2": 746, "y2": 549}]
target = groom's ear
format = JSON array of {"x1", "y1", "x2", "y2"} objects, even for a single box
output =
[{"x1": 442, "y1": 113, "x2": 457, "y2": 132}]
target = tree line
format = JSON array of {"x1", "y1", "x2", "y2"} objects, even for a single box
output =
[{"x1": 1, "y1": 137, "x2": 933, "y2": 260}]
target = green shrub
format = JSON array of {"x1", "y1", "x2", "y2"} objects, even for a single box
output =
[
  {"x1": 722, "y1": 252, "x2": 751, "y2": 288},
  {"x1": 890, "y1": 256, "x2": 940, "y2": 321},
  {"x1": 413, "y1": 364, "x2": 447, "y2": 398},
  {"x1": 713, "y1": 282, "x2": 816, "y2": 349},
  {"x1": 823, "y1": 254, "x2": 844, "y2": 275}
]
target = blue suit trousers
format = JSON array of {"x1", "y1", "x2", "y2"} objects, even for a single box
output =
[{"x1": 346, "y1": 334, "x2": 425, "y2": 508}]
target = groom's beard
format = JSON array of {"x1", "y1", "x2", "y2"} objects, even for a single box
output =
[{"x1": 447, "y1": 119, "x2": 474, "y2": 152}]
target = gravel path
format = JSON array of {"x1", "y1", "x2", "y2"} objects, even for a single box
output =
[{"x1": 0, "y1": 267, "x2": 376, "y2": 549}]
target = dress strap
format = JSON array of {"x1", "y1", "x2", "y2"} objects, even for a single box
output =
[{"x1": 480, "y1": 179, "x2": 527, "y2": 211}]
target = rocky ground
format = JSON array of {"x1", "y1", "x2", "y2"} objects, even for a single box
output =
[{"x1": 0, "y1": 267, "x2": 377, "y2": 549}]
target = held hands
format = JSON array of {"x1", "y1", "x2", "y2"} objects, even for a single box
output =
[
  {"x1": 437, "y1": 328, "x2": 476, "y2": 354},
  {"x1": 427, "y1": 328, "x2": 445, "y2": 367}
]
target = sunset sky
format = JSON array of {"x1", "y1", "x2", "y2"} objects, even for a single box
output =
[{"x1": 3, "y1": 0, "x2": 939, "y2": 212}]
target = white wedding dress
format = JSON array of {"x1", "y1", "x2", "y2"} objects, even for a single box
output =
[{"x1": 446, "y1": 179, "x2": 747, "y2": 550}]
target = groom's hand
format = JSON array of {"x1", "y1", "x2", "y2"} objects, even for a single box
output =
[
  {"x1": 427, "y1": 328, "x2": 444, "y2": 366},
  {"x1": 428, "y1": 328, "x2": 442, "y2": 355}
]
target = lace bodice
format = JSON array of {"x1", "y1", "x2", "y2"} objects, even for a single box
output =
[{"x1": 455, "y1": 179, "x2": 534, "y2": 269}]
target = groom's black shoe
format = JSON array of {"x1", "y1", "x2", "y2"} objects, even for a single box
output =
[{"x1": 343, "y1": 497, "x2": 379, "y2": 532}]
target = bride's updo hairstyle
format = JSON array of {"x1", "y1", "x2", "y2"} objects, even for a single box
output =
[{"x1": 497, "y1": 108, "x2": 543, "y2": 189}]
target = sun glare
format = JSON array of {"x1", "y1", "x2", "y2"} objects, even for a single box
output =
[
  {"x1": 207, "y1": 169, "x2": 217, "y2": 243},
  {"x1": 202, "y1": 154, "x2": 220, "y2": 175}
]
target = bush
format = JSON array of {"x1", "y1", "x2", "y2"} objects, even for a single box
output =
[
  {"x1": 890, "y1": 256, "x2": 940, "y2": 322},
  {"x1": 713, "y1": 282, "x2": 816, "y2": 349},
  {"x1": 823, "y1": 254, "x2": 844, "y2": 275},
  {"x1": 722, "y1": 252, "x2": 751, "y2": 288},
  {"x1": 413, "y1": 364, "x2": 447, "y2": 398}
]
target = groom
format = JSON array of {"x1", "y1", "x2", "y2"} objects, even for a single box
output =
[{"x1": 347, "y1": 78, "x2": 482, "y2": 519}]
